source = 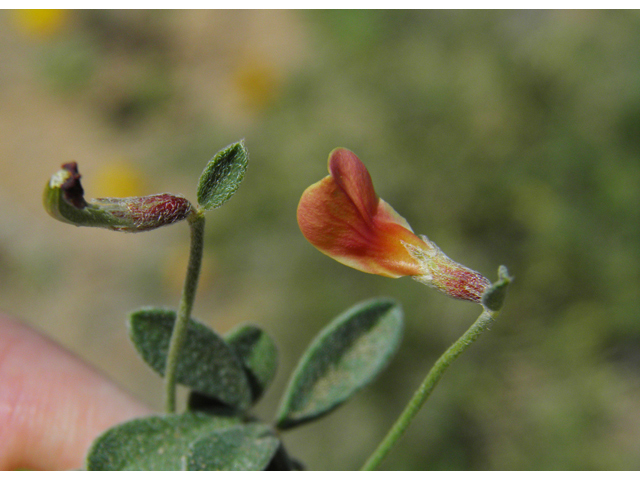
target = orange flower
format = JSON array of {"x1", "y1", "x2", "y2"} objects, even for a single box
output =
[{"x1": 297, "y1": 148, "x2": 490, "y2": 303}]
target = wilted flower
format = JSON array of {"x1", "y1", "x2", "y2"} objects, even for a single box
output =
[
  {"x1": 44, "y1": 162, "x2": 192, "y2": 232},
  {"x1": 297, "y1": 148, "x2": 490, "y2": 303}
]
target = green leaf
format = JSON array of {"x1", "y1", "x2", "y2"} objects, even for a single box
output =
[
  {"x1": 197, "y1": 140, "x2": 248, "y2": 210},
  {"x1": 481, "y1": 265, "x2": 513, "y2": 312},
  {"x1": 186, "y1": 424, "x2": 280, "y2": 471},
  {"x1": 128, "y1": 308, "x2": 252, "y2": 410},
  {"x1": 86, "y1": 412, "x2": 240, "y2": 470},
  {"x1": 276, "y1": 298, "x2": 403, "y2": 430},
  {"x1": 225, "y1": 324, "x2": 278, "y2": 403}
]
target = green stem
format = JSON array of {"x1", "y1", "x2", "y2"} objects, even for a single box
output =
[
  {"x1": 164, "y1": 210, "x2": 205, "y2": 414},
  {"x1": 361, "y1": 307, "x2": 498, "y2": 470}
]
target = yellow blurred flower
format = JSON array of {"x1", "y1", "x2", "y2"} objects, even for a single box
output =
[
  {"x1": 13, "y1": 9, "x2": 68, "y2": 38},
  {"x1": 90, "y1": 160, "x2": 148, "y2": 198},
  {"x1": 233, "y1": 57, "x2": 280, "y2": 111}
]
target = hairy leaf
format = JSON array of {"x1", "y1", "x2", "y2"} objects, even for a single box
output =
[
  {"x1": 186, "y1": 424, "x2": 280, "y2": 471},
  {"x1": 276, "y1": 298, "x2": 403, "y2": 429},
  {"x1": 197, "y1": 140, "x2": 248, "y2": 210},
  {"x1": 225, "y1": 324, "x2": 278, "y2": 402},
  {"x1": 128, "y1": 307, "x2": 252, "y2": 410},
  {"x1": 86, "y1": 412, "x2": 240, "y2": 470}
]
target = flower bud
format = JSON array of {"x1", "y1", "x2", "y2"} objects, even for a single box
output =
[
  {"x1": 44, "y1": 162, "x2": 192, "y2": 232},
  {"x1": 297, "y1": 148, "x2": 490, "y2": 303}
]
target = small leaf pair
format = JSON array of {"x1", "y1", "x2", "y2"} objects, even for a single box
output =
[
  {"x1": 128, "y1": 297, "x2": 404, "y2": 429},
  {"x1": 128, "y1": 308, "x2": 277, "y2": 411}
]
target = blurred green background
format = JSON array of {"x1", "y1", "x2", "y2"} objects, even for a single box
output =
[{"x1": 1, "y1": 10, "x2": 640, "y2": 470}]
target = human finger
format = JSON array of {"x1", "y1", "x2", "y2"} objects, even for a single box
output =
[{"x1": 0, "y1": 314, "x2": 151, "y2": 470}]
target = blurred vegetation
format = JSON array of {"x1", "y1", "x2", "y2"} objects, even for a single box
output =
[{"x1": 2, "y1": 10, "x2": 640, "y2": 470}]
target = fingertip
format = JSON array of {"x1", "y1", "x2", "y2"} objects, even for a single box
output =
[{"x1": 0, "y1": 314, "x2": 151, "y2": 470}]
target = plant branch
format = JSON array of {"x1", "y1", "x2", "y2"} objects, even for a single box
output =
[{"x1": 164, "y1": 210, "x2": 205, "y2": 414}]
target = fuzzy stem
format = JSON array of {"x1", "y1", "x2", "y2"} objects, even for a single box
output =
[
  {"x1": 361, "y1": 307, "x2": 498, "y2": 470},
  {"x1": 164, "y1": 210, "x2": 205, "y2": 414}
]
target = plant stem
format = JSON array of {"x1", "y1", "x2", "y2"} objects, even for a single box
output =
[
  {"x1": 361, "y1": 307, "x2": 498, "y2": 470},
  {"x1": 164, "y1": 210, "x2": 205, "y2": 414}
]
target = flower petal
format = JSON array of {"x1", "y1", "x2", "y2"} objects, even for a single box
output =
[
  {"x1": 328, "y1": 148, "x2": 378, "y2": 223},
  {"x1": 377, "y1": 198, "x2": 414, "y2": 233},
  {"x1": 297, "y1": 154, "x2": 429, "y2": 278}
]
